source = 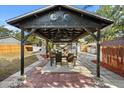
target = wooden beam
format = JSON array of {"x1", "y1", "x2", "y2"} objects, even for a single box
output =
[
  {"x1": 24, "y1": 29, "x2": 37, "y2": 43},
  {"x1": 35, "y1": 31, "x2": 50, "y2": 41},
  {"x1": 22, "y1": 25, "x2": 101, "y2": 29},
  {"x1": 53, "y1": 41, "x2": 71, "y2": 43},
  {"x1": 83, "y1": 27, "x2": 97, "y2": 40},
  {"x1": 72, "y1": 31, "x2": 87, "y2": 42},
  {"x1": 21, "y1": 29, "x2": 24, "y2": 76}
]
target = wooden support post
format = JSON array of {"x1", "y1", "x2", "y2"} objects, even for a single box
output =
[
  {"x1": 83, "y1": 27, "x2": 101, "y2": 77},
  {"x1": 74, "y1": 41, "x2": 78, "y2": 67},
  {"x1": 46, "y1": 40, "x2": 48, "y2": 55},
  {"x1": 96, "y1": 30, "x2": 101, "y2": 78},
  {"x1": 21, "y1": 29, "x2": 24, "y2": 76},
  {"x1": 76, "y1": 42, "x2": 78, "y2": 57},
  {"x1": 50, "y1": 42, "x2": 54, "y2": 66}
]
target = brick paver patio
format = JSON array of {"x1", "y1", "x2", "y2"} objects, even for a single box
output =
[
  {"x1": 19, "y1": 72, "x2": 98, "y2": 88},
  {"x1": 17, "y1": 53, "x2": 110, "y2": 88}
]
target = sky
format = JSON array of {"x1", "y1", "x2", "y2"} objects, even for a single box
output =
[{"x1": 0, "y1": 5, "x2": 100, "y2": 31}]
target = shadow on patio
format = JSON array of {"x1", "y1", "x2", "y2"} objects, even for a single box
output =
[{"x1": 17, "y1": 54, "x2": 110, "y2": 88}]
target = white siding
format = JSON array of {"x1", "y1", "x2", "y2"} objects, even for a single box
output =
[{"x1": 32, "y1": 46, "x2": 41, "y2": 52}]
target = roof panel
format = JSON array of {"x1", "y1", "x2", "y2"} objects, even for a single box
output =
[{"x1": 7, "y1": 5, "x2": 113, "y2": 26}]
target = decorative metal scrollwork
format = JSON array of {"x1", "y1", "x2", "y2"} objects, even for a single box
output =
[
  {"x1": 63, "y1": 13, "x2": 71, "y2": 21},
  {"x1": 50, "y1": 13, "x2": 58, "y2": 21}
]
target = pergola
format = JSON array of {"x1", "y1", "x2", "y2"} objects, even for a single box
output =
[{"x1": 7, "y1": 5, "x2": 113, "y2": 78}]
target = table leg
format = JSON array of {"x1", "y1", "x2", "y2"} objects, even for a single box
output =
[{"x1": 50, "y1": 57, "x2": 53, "y2": 66}]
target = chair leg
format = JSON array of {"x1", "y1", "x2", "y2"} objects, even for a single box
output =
[
  {"x1": 61, "y1": 62, "x2": 62, "y2": 66},
  {"x1": 73, "y1": 61, "x2": 76, "y2": 67},
  {"x1": 51, "y1": 61, "x2": 52, "y2": 66},
  {"x1": 67, "y1": 62, "x2": 69, "y2": 67},
  {"x1": 73, "y1": 61, "x2": 75, "y2": 68},
  {"x1": 56, "y1": 61, "x2": 57, "y2": 66},
  {"x1": 50, "y1": 58, "x2": 53, "y2": 66}
]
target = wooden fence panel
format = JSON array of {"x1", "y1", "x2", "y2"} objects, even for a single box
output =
[
  {"x1": 0, "y1": 44, "x2": 32, "y2": 56},
  {"x1": 101, "y1": 45, "x2": 124, "y2": 77}
]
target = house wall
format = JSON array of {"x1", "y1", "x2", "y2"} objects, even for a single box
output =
[{"x1": 0, "y1": 37, "x2": 20, "y2": 44}]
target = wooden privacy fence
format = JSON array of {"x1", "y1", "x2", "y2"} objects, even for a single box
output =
[
  {"x1": 0, "y1": 44, "x2": 32, "y2": 56},
  {"x1": 101, "y1": 38, "x2": 124, "y2": 77}
]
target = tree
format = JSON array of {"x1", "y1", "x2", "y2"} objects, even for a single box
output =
[
  {"x1": 0, "y1": 25, "x2": 14, "y2": 38},
  {"x1": 14, "y1": 31, "x2": 43, "y2": 46},
  {"x1": 97, "y1": 5, "x2": 124, "y2": 41},
  {"x1": 85, "y1": 5, "x2": 124, "y2": 43}
]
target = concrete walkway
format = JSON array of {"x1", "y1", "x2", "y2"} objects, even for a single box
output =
[{"x1": 79, "y1": 52, "x2": 124, "y2": 88}]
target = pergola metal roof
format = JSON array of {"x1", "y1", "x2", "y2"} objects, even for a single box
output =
[
  {"x1": 7, "y1": 5, "x2": 113, "y2": 24},
  {"x1": 7, "y1": 5, "x2": 113, "y2": 43}
]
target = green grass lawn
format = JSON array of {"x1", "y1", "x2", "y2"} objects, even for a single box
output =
[{"x1": 0, "y1": 53, "x2": 38, "y2": 81}]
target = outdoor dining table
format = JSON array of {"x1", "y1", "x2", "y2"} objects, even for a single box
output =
[
  {"x1": 50, "y1": 53, "x2": 77, "y2": 67},
  {"x1": 50, "y1": 55, "x2": 67, "y2": 66}
]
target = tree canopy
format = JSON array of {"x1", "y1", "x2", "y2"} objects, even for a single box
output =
[
  {"x1": 15, "y1": 32, "x2": 43, "y2": 46},
  {"x1": 85, "y1": 5, "x2": 124, "y2": 43},
  {"x1": 0, "y1": 25, "x2": 15, "y2": 38},
  {"x1": 0, "y1": 25, "x2": 43, "y2": 46}
]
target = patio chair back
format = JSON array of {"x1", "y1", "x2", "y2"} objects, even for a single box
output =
[
  {"x1": 55, "y1": 52, "x2": 62, "y2": 65},
  {"x1": 67, "y1": 53, "x2": 74, "y2": 62}
]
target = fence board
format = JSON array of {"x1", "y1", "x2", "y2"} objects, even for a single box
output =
[
  {"x1": 0, "y1": 44, "x2": 32, "y2": 56},
  {"x1": 101, "y1": 45, "x2": 124, "y2": 77}
]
